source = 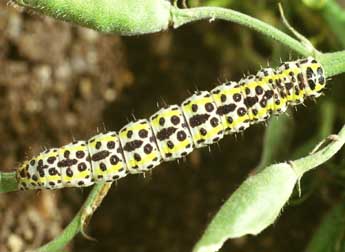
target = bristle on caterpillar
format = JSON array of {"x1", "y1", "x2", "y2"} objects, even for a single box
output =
[{"x1": 16, "y1": 57, "x2": 326, "y2": 190}]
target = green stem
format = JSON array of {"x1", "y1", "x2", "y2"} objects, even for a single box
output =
[
  {"x1": 318, "y1": 50, "x2": 345, "y2": 78},
  {"x1": 0, "y1": 172, "x2": 18, "y2": 193},
  {"x1": 293, "y1": 124, "x2": 345, "y2": 177},
  {"x1": 171, "y1": 6, "x2": 310, "y2": 56},
  {"x1": 319, "y1": 101, "x2": 336, "y2": 138},
  {"x1": 256, "y1": 114, "x2": 294, "y2": 172},
  {"x1": 291, "y1": 100, "x2": 336, "y2": 160},
  {"x1": 36, "y1": 182, "x2": 106, "y2": 252}
]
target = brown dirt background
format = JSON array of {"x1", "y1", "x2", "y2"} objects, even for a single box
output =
[{"x1": 1, "y1": 1, "x2": 345, "y2": 252}]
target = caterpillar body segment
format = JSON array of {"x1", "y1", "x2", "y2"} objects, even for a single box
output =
[
  {"x1": 42, "y1": 148, "x2": 63, "y2": 189},
  {"x1": 20, "y1": 148, "x2": 63, "y2": 190},
  {"x1": 16, "y1": 57, "x2": 326, "y2": 190},
  {"x1": 150, "y1": 105, "x2": 194, "y2": 161},
  {"x1": 250, "y1": 71, "x2": 276, "y2": 120},
  {"x1": 119, "y1": 119, "x2": 162, "y2": 173},
  {"x1": 41, "y1": 148, "x2": 65, "y2": 189},
  {"x1": 254, "y1": 67, "x2": 286, "y2": 115},
  {"x1": 58, "y1": 141, "x2": 93, "y2": 188},
  {"x1": 181, "y1": 90, "x2": 224, "y2": 148},
  {"x1": 87, "y1": 132, "x2": 128, "y2": 182},
  {"x1": 211, "y1": 81, "x2": 251, "y2": 134},
  {"x1": 280, "y1": 60, "x2": 305, "y2": 105},
  {"x1": 239, "y1": 74, "x2": 271, "y2": 123}
]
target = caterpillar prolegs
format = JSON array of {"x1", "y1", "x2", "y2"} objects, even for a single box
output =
[{"x1": 17, "y1": 57, "x2": 326, "y2": 190}]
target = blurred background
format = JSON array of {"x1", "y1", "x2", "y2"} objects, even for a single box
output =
[{"x1": 0, "y1": 0, "x2": 345, "y2": 251}]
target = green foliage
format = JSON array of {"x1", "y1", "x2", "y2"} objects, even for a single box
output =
[
  {"x1": 303, "y1": 0, "x2": 328, "y2": 10},
  {"x1": 193, "y1": 163, "x2": 298, "y2": 252},
  {"x1": 194, "y1": 125, "x2": 345, "y2": 252},
  {"x1": 306, "y1": 201, "x2": 345, "y2": 252},
  {"x1": 303, "y1": 0, "x2": 345, "y2": 46}
]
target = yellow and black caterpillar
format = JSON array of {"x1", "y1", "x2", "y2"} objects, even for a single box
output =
[{"x1": 17, "y1": 57, "x2": 326, "y2": 190}]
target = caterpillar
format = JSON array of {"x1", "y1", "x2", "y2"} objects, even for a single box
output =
[{"x1": 17, "y1": 57, "x2": 326, "y2": 190}]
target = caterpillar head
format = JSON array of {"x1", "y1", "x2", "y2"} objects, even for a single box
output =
[{"x1": 302, "y1": 57, "x2": 326, "y2": 98}]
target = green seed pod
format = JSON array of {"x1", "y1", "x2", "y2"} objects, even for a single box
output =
[
  {"x1": 193, "y1": 163, "x2": 298, "y2": 252},
  {"x1": 14, "y1": 0, "x2": 172, "y2": 35}
]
